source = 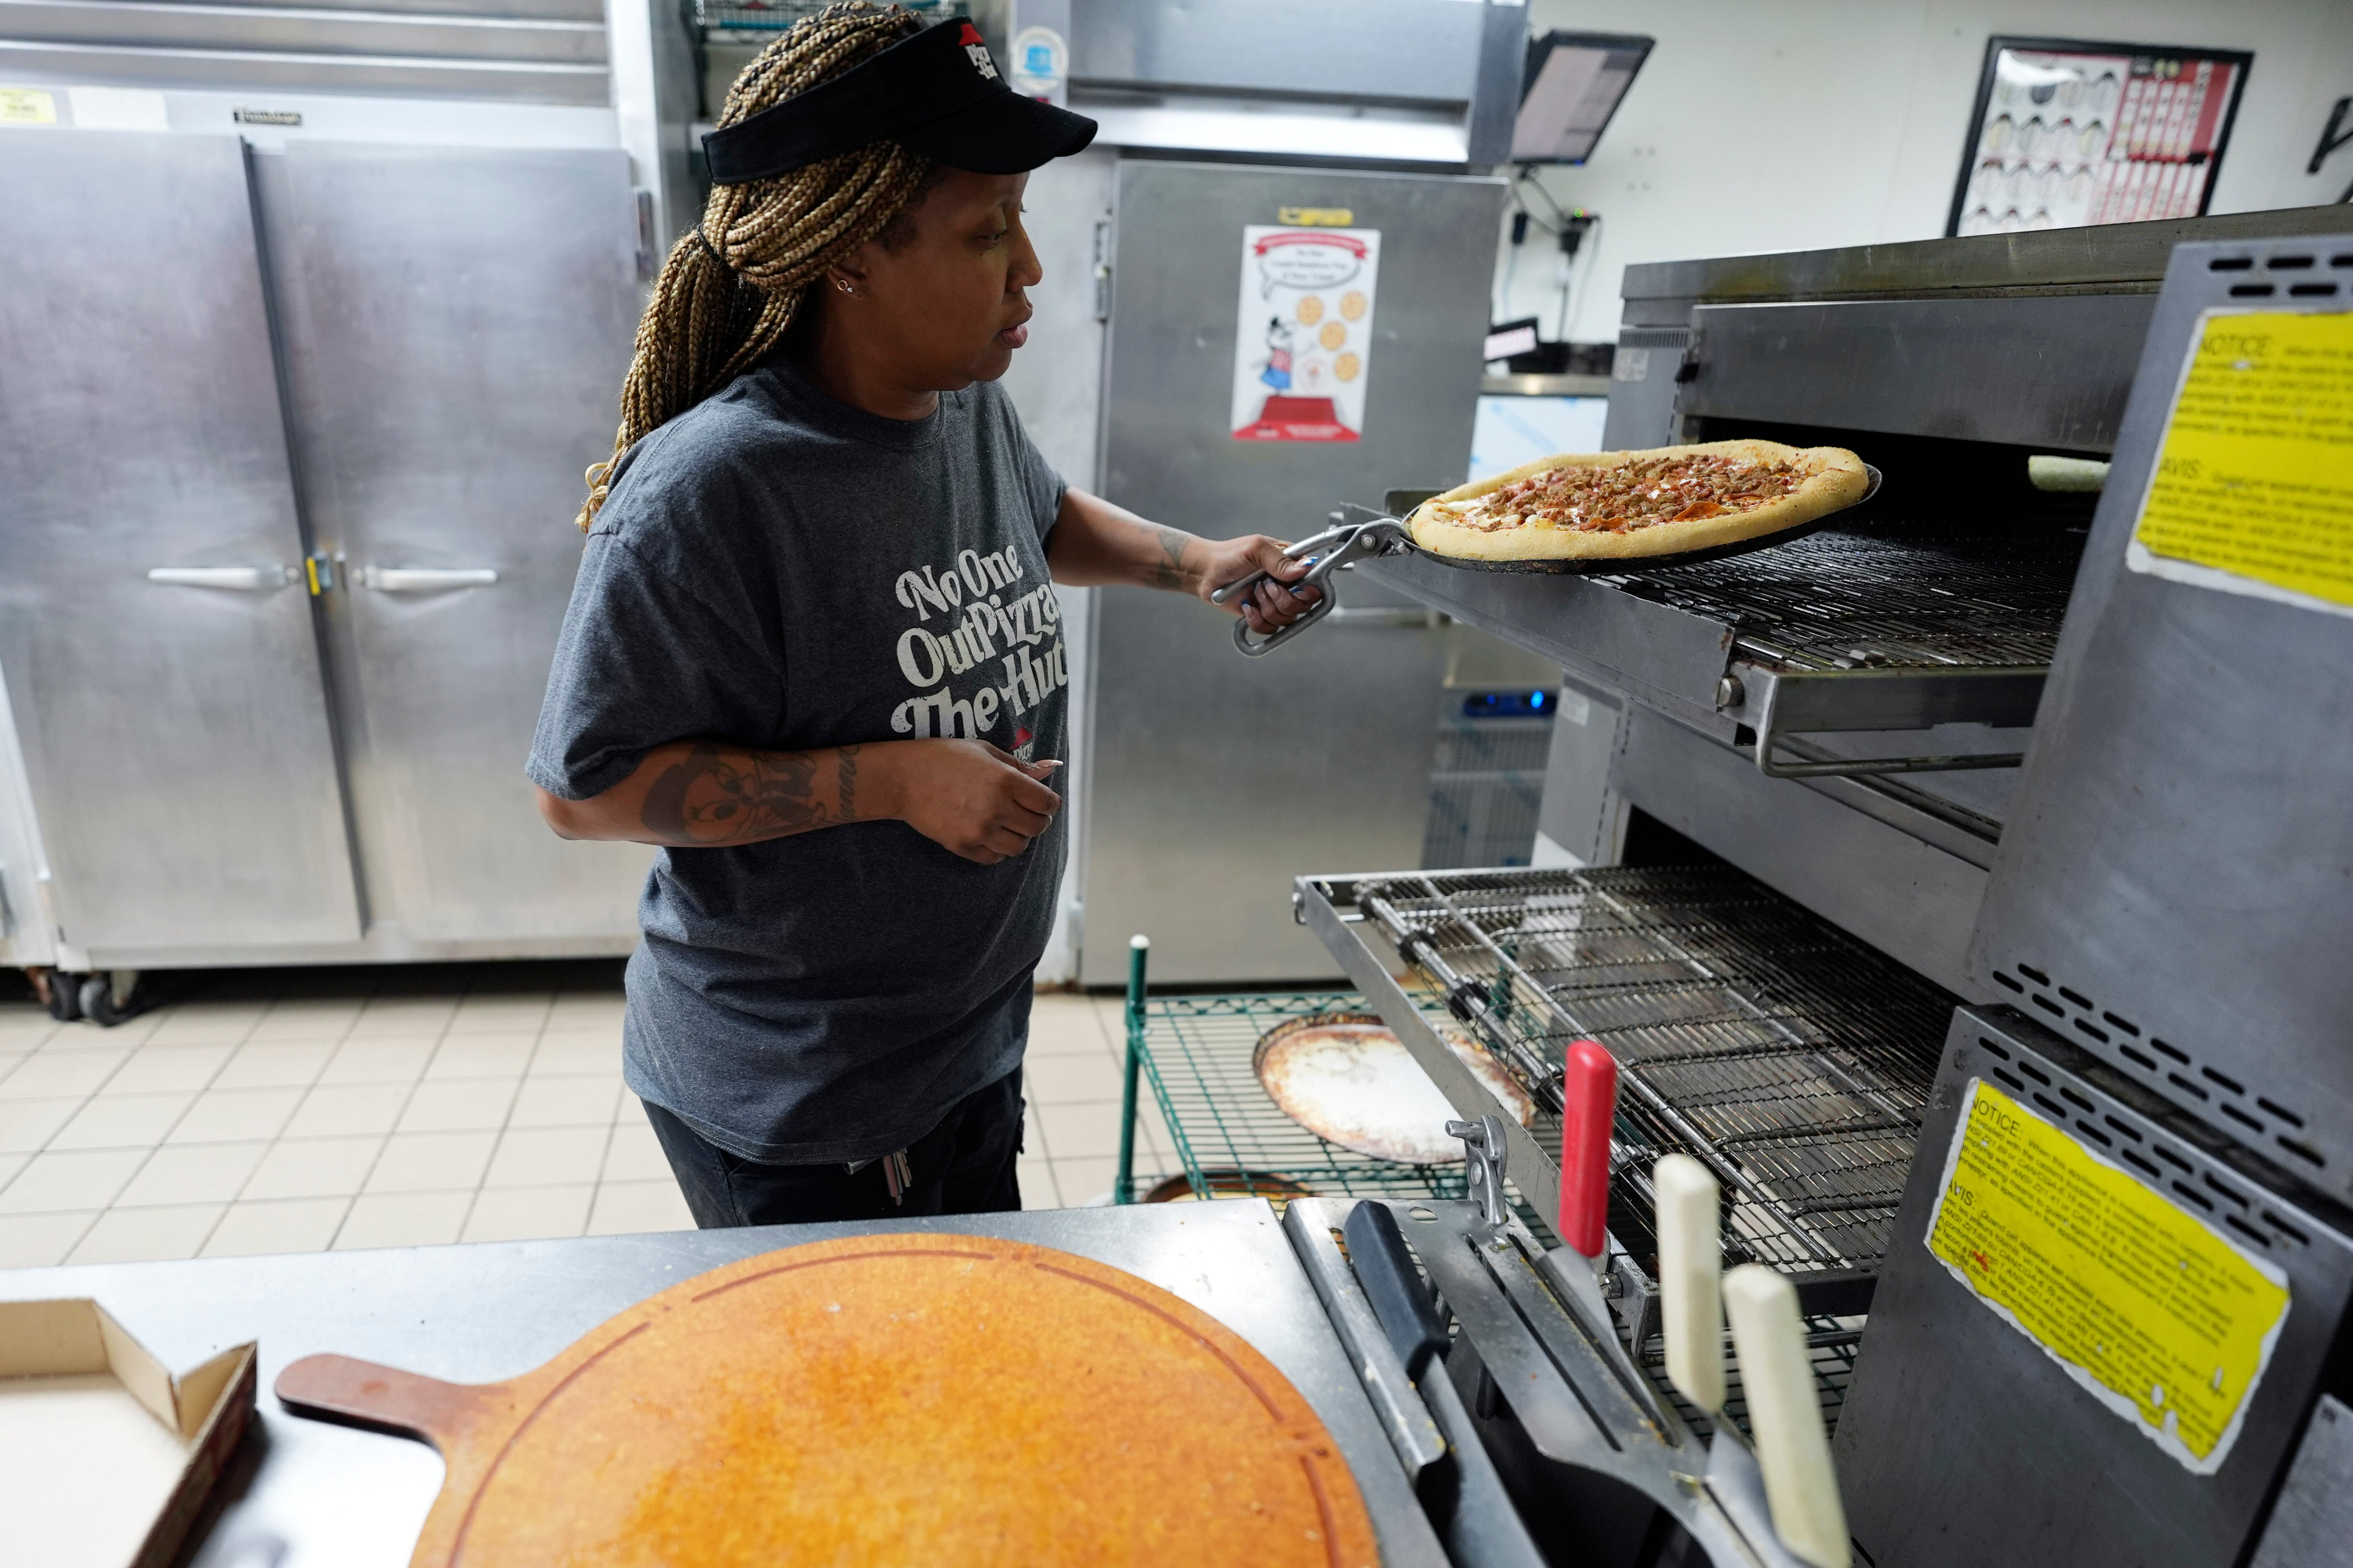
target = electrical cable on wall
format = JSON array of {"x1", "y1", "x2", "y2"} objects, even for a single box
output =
[
  {"x1": 1500, "y1": 167, "x2": 1597, "y2": 345},
  {"x1": 1557, "y1": 209, "x2": 1601, "y2": 341}
]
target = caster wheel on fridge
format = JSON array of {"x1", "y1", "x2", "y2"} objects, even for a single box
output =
[
  {"x1": 77, "y1": 970, "x2": 146, "y2": 1028},
  {"x1": 39, "y1": 970, "x2": 83, "y2": 1023}
]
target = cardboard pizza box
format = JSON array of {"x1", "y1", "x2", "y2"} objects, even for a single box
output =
[{"x1": 0, "y1": 1299, "x2": 257, "y2": 1568}]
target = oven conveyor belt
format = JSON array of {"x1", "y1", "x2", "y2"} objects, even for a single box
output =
[
  {"x1": 1607, "y1": 519, "x2": 2085, "y2": 673},
  {"x1": 1317, "y1": 864, "x2": 1956, "y2": 1281},
  {"x1": 1356, "y1": 513, "x2": 2087, "y2": 778}
]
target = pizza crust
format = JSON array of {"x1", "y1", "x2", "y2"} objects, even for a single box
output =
[
  {"x1": 1253, "y1": 1014, "x2": 1534, "y2": 1164},
  {"x1": 1406, "y1": 439, "x2": 1870, "y2": 563}
]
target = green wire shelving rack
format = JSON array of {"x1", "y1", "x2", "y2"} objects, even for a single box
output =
[{"x1": 1110, "y1": 936, "x2": 1477, "y2": 1209}]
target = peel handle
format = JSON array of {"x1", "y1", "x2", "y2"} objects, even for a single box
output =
[
  {"x1": 1232, "y1": 588, "x2": 1338, "y2": 656},
  {"x1": 1207, "y1": 522, "x2": 1350, "y2": 607},
  {"x1": 1654, "y1": 1152, "x2": 1727, "y2": 1413},
  {"x1": 1724, "y1": 1264, "x2": 1852, "y2": 1568}
]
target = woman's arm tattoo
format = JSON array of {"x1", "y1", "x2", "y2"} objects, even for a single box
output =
[
  {"x1": 640, "y1": 742, "x2": 863, "y2": 845},
  {"x1": 1150, "y1": 525, "x2": 1191, "y2": 589}
]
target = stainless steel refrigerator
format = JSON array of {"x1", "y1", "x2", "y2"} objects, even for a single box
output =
[
  {"x1": 1077, "y1": 160, "x2": 1504, "y2": 985},
  {"x1": 0, "y1": 127, "x2": 655, "y2": 974}
]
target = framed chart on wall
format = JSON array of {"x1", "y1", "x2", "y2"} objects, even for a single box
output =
[{"x1": 1946, "y1": 38, "x2": 2253, "y2": 238}]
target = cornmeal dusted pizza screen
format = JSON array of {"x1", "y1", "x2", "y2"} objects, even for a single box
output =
[
  {"x1": 2133, "y1": 310, "x2": 2353, "y2": 611},
  {"x1": 1925, "y1": 1080, "x2": 2291, "y2": 1474}
]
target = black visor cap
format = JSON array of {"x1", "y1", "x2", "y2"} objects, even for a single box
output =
[{"x1": 703, "y1": 17, "x2": 1096, "y2": 185}]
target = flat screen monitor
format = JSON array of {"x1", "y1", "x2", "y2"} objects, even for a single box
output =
[{"x1": 1511, "y1": 31, "x2": 1653, "y2": 165}]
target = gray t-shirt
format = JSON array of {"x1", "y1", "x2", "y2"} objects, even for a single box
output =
[{"x1": 527, "y1": 360, "x2": 1069, "y2": 1164}]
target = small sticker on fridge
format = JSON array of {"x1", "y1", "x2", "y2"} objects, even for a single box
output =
[
  {"x1": 1231, "y1": 225, "x2": 1380, "y2": 443},
  {"x1": 1, "y1": 86, "x2": 56, "y2": 124}
]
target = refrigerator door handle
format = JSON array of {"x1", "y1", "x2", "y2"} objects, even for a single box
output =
[
  {"x1": 361, "y1": 566, "x2": 500, "y2": 591},
  {"x1": 146, "y1": 565, "x2": 291, "y2": 590}
]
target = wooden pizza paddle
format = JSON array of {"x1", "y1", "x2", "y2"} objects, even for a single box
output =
[{"x1": 276, "y1": 1233, "x2": 1377, "y2": 1568}]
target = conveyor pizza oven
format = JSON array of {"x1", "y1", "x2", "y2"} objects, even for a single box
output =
[{"x1": 1277, "y1": 206, "x2": 2353, "y2": 1567}]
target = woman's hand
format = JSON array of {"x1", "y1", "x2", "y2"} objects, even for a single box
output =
[
  {"x1": 1043, "y1": 488, "x2": 1321, "y2": 635},
  {"x1": 1190, "y1": 535, "x2": 1322, "y2": 637},
  {"x1": 535, "y1": 737, "x2": 1059, "y2": 863},
  {"x1": 880, "y1": 740, "x2": 1063, "y2": 865}
]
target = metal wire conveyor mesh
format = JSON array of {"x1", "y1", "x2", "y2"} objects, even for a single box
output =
[
  {"x1": 1607, "y1": 522, "x2": 2086, "y2": 671},
  {"x1": 1352, "y1": 864, "x2": 1955, "y2": 1278}
]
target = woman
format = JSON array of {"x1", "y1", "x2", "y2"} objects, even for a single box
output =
[{"x1": 528, "y1": 3, "x2": 1318, "y2": 1226}]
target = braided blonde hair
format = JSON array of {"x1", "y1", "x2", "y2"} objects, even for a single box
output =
[{"x1": 577, "y1": 1, "x2": 938, "y2": 529}]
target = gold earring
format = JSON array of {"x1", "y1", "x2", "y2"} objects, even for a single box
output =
[{"x1": 836, "y1": 279, "x2": 854, "y2": 295}]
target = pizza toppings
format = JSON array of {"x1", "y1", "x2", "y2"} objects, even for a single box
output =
[
  {"x1": 1406, "y1": 439, "x2": 1870, "y2": 565},
  {"x1": 1434, "y1": 454, "x2": 1810, "y2": 534}
]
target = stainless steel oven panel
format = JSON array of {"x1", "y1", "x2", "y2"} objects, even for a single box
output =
[
  {"x1": 1836, "y1": 1005, "x2": 2353, "y2": 1568},
  {"x1": 1597, "y1": 325, "x2": 1689, "y2": 450},
  {"x1": 1614, "y1": 708, "x2": 1990, "y2": 996},
  {"x1": 0, "y1": 131, "x2": 361, "y2": 952},
  {"x1": 1620, "y1": 205, "x2": 2353, "y2": 317},
  {"x1": 1967, "y1": 231, "x2": 2353, "y2": 1196},
  {"x1": 258, "y1": 143, "x2": 653, "y2": 945},
  {"x1": 2248, "y1": 1395, "x2": 2353, "y2": 1568},
  {"x1": 1684, "y1": 295, "x2": 2158, "y2": 454}
]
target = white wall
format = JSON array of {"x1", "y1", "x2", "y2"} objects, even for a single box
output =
[{"x1": 1496, "y1": 0, "x2": 2353, "y2": 340}]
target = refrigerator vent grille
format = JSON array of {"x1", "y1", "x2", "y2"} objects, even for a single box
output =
[{"x1": 1424, "y1": 712, "x2": 1551, "y2": 870}]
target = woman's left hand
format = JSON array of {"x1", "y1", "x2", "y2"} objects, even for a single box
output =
[{"x1": 1194, "y1": 535, "x2": 1322, "y2": 635}]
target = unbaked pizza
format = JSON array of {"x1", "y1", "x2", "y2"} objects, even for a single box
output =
[{"x1": 1407, "y1": 438, "x2": 1870, "y2": 564}]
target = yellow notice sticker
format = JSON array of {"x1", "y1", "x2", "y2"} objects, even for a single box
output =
[
  {"x1": 2130, "y1": 309, "x2": 2353, "y2": 616},
  {"x1": 0, "y1": 87, "x2": 57, "y2": 124},
  {"x1": 1925, "y1": 1080, "x2": 2290, "y2": 1474}
]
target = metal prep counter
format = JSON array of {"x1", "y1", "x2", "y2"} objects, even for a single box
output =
[{"x1": 0, "y1": 1204, "x2": 1450, "y2": 1567}]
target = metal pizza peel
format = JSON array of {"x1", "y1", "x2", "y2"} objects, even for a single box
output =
[{"x1": 1212, "y1": 464, "x2": 1883, "y2": 656}]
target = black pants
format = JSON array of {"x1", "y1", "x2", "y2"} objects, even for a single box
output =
[{"x1": 643, "y1": 1067, "x2": 1024, "y2": 1227}]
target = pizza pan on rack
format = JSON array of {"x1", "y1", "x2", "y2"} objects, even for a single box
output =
[
  {"x1": 1251, "y1": 1012, "x2": 1534, "y2": 1165},
  {"x1": 1141, "y1": 1170, "x2": 1317, "y2": 1208},
  {"x1": 1387, "y1": 461, "x2": 1883, "y2": 576}
]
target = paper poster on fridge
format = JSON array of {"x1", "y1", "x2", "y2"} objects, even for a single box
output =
[{"x1": 1230, "y1": 226, "x2": 1380, "y2": 443}]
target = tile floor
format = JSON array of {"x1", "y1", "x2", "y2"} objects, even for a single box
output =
[{"x1": 0, "y1": 965, "x2": 1173, "y2": 1271}]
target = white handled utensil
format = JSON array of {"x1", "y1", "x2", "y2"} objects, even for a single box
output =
[
  {"x1": 1653, "y1": 1153, "x2": 1727, "y2": 1415},
  {"x1": 1723, "y1": 1264, "x2": 1851, "y2": 1568}
]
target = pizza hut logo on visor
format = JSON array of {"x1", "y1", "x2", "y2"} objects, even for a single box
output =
[{"x1": 960, "y1": 22, "x2": 1000, "y2": 80}]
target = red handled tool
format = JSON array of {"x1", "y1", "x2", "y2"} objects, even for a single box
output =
[{"x1": 1557, "y1": 1038, "x2": 1618, "y2": 1257}]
